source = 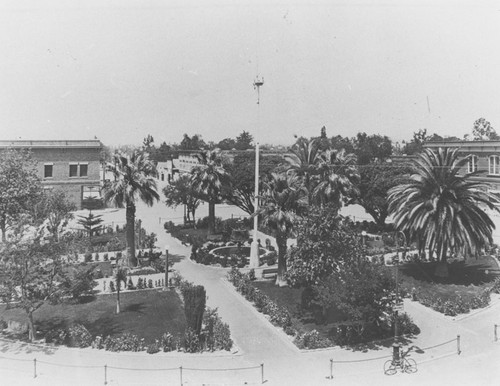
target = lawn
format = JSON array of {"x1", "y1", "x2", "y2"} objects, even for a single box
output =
[
  {"x1": 252, "y1": 280, "x2": 348, "y2": 338},
  {"x1": 0, "y1": 290, "x2": 186, "y2": 344}
]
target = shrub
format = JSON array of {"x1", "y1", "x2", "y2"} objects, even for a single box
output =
[
  {"x1": 84, "y1": 252, "x2": 92, "y2": 262},
  {"x1": 136, "y1": 278, "x2": 144, "y2": 289},
  {"x1": 248, "y1": 269, "x2": 256, "y2": 281},
  {"x1": 161, "y1": 332, "x2": 178, "y2": 352},
  {"x1": 109, "y1": 280, "x2": 116, "y2": 292},
  {"x1": 95, "y1": 253, "x2": 100, "y2": 261},
  {"x1": 67, "y1": 324, "x2": 92, "y2": 348},
  {"x1": 147, "y1": 340, "x2": 161, "y2": 354},
  {"x1": 294, "y1": 330, "x2": 332, "y2": 349},
  {"x1": 148, "y1": 279, "x2": 153, "y2": 289},
  {"x1": 45, "y1": 328, "x2": 68, "y2": 345},
  {"x1": 182, "y1": 285, "x2": 206, "y2": 335},
  {"x1": 392, "y1": 313, "x2": 420, "y2": 336},
  {"x1": 91, "y1": 335, "x2": 104, "y2": 349},
  {"x1": 103, "y1": 333, "x2": 145, "y2": 352},
  {"x1": 127, "y1": 277, "x2": 135, "y2": 290},
  {"x1": 201, "y1": 307, "x2": 233, "y2": 351},
  {"x1": 183, "y1": 328, "x2": 200, "y2": 353}
]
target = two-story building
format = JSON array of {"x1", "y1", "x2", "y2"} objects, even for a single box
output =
[
  {"x1": 424, "y1": 140, "x2": 500, "y2": 198},
  {"x1": 0, "y1": 140, "x2": 103, "y2": 209}
]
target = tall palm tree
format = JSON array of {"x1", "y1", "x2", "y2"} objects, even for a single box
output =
[
  {"x1": 256, "y1": 172, "x2": 308, "y2": 286},
  {"x1": 115, "y1": 268, "x2": 127, "y2": 314},
  {"x1": 191, "y1": 150, "x2": 229, "y2": 235},
  {"x1": 388, "y1": 147, "x2": 498, "y2": 277},
  {"x1": 285, "y1": 138, "x2": 321, "y2": 201},
  {"x1": 312, "y1": 148, "x2": 360, "y2": 210},
  {"x1": 103, "y1": 150, "x2": 159, "y2": 267}
]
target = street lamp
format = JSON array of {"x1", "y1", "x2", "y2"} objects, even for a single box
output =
[
  {"x1": 164, "y1": 245, "x2": 169, "y2": 290},
  {"x1": 393, "y1": 231, "x2": 406, "y2": 345}
]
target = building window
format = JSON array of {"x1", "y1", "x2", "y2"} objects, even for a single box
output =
[
  {"x1": 467, "y1": 155, "x2": 478, "y2": 173},
  {"x1": 69, "y1": 164, "x2": 78, "y2": 177},
  {"x1": 69, "y1": 163, "x2": 88, "y2": 177},
  {"x1": 489, "y1": 155, "x2": 500, "y2": 175},
  {"x1": 44, "y1": 164, "x2": 53, "y2": 178},
  {"x1": 80, "y1": 164, "x2": 88, "y2": 177}
]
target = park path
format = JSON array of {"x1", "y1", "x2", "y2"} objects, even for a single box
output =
[{"x1": 1, "y1": 201, "x2": 500, "y2": 385}]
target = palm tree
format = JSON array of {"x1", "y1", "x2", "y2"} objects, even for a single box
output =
[
  {"x1": 285, "y1": 137, "x2": 321, "y2": 201},
  {"x1": 191, "y1": 150, "x2": 229, "y2": 235},
  {"x1": 256, "y1": 172, "x2": 308, "y2": 286},
  {"x1": 115, "y1": 268, "x2": 127, "y2": 314},
  {"x1": 388, "y1": 147, "x2": 498, "y2": 277},
  {"x1": 312, "y1": 148, "x2": 359, "y2": 210},
  {"x1": 103, "y1": 150, "x2": 159, "y2": 267}
]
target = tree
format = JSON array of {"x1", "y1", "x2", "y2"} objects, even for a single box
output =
[
  {"x1": 114, "y1": 267, "x2": 127, "y2": 314},
  {"x1": 0, "y1": 223, "x2": 67, "y2": 341},
  {"x1": 354, "y1": 163, "x2": 412, "y2": 227},
  {"x1": 285, "y1": 137, "x2": 321, "y2": 201},
  {"x1": 0, "y1": 148, "x2": 43, "y2": 241},
  {"x1": 181, "y1": 134, "x2": 206, "y2": 150},
  {"x1": 354, "y1": 133, "x2": 392, "y2": 165},
  {"x1": 235, "y1": 131, "x2": 254, "y2": 150},
  {"x1": 286, "y1": 207, "x2": 363, "y2": 288},
  {"x1": 38, "y1": 190, "x2": 77, "y2": 241},
  {"x1": 216, "y1": 138, "x2": 237, "y2": 151},
  {"x1": 312, "y1": 148, "x2": 359, "y2": 209},
  {"x1": 191, "y1": 150, "x2": 229, "y2": 235},
  {"x1": 60, "y1": 266, "x2": 98, "y2": 302},
  {"x1": 388, "y1": 147, "x2": 499, "y2": 276},
  {"x1": 313, "y1": 261, "x2": 394, "y2": 325},
  {"x1": 471, "y1": 118, "x2": 500, "y2": 140},
  {"x1": 76, "y1": 210, "x2": 104, "y2": 244},
  {"x1": 103, "y1": 150, "x2": 159, "y2": 267},
  {"x1": 256, "y1": 172, "x2": 308, "y2": 285},
  {"x1": 163, "y1": 174, "x2": 201, "y2": 225},
  {"x1": 224, "y1": 152, "x2": 283, "y2": 215}
]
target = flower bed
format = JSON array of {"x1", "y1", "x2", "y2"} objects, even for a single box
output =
[{"x1": 226, "y1": 268, "x2": 419, "y2": 349}]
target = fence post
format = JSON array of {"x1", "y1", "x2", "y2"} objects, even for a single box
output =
[
  {"x1": 261, "y1": 362, "x2": 264, "y2": 384},
  {"x1": 495, "y1": 324, "x2": 498, "y2": 342},
  {"x1": 104, "y1": 365, "x2": 107, "y2": 385},
  {"x1": 34, "y1": 358, "x2": 37, "y2": 378},
  {"x1": 328, "y1": 359, "x2": 333, "y2": 379},
  {"x1": 180, "y1": 366, "x2": 183, "y2": 386},
  {"x1": 457, "y1": 335, "x2": 461, "y2": 355}
]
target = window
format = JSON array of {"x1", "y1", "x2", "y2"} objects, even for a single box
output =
[
  {"x1": 69, "y1": 164, "x2": 78, "y2": 177},
  {"x1": 489, "y1": 155, "x2": 500, "y2": 175},
  {"x1": 468, "y1": 155, "x2": 478, "y2": 173},
  {"x1": 79, "y1": 164, "x2": 88, "y2": 177},
  {"x1": 44, "y1": 164, "x2": 53, "y2": 178},
  {"x1": 69, "y1": 163, "x2": 88, "y2": 177}
]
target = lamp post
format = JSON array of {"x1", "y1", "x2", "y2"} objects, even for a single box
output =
[
  {"x1": 393, "y1": 231, "x2": 406, "y2": 344},
  {"x1": 164, "y1": 245, "x2": 169, "y2": 289}
]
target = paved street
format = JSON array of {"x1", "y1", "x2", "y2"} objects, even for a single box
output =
[{"x1": 1, "y1": 201, "x2": 500, "y2": 385}]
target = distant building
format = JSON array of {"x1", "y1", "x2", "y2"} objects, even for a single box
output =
[
  {"x1": 424, "y1": 140, "x2": 500, "y2": 198},
  {"x1": 0, "y1": 140, "x2": 103, "y2": 209}
]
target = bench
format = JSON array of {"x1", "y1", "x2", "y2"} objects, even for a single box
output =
[
  {"x1": 261, "y1": 267, "x2": 278, "y2": 279},
  {"x1": 206, "y1": 234, "x2": 224, "y2": 242}
]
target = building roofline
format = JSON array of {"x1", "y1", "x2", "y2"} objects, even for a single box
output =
[{"x1": 0, "y1": 140, "x2": 103, "y2": 149}]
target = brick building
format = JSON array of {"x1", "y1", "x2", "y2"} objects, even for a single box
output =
[
  {"x1": 0, "y1": 140, "x2": 103, "y2": 209},
  {"x1": 424, "y1": 140, "x2": 500, "y2": 198}
]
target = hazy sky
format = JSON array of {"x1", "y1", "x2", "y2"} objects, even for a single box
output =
[{"x1": 1, "y1": 0, "x2": 500, "y2": 147}]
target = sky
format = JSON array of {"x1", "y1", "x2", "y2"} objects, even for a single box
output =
[{"x1": 1, "y1": 0, "x2": 500, "y2": 147}]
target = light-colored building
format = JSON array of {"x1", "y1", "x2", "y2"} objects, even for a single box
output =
[{"x1": 0, "y1": 140, "x2": 103, "y2": 209}]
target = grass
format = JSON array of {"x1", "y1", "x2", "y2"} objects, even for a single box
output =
[
  {"x1": 252, "y1": 280, "x2": 347, "y2": 338},
  {"x1": 0, "y1": 290, "x2": 186, "y2": 344}
]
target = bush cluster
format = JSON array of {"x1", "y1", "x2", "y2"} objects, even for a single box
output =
[
  {"x1": 227, "y1": 268, "x2": 294, "y2": 332},
  {"x1": 45, "y1": 323, "x2": 92, "y2": 348},
  {"x1": 415, "y1": 290, "x2": 491, "y2": 316}
]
